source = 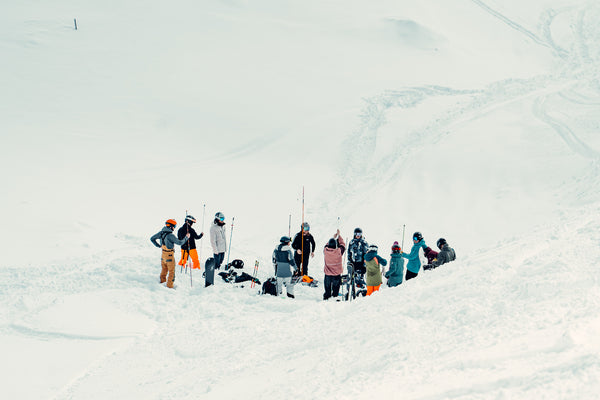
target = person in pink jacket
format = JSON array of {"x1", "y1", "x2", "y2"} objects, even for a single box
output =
[{"x1": 323, "y1": 229, "x2": 346, "y2": 300}]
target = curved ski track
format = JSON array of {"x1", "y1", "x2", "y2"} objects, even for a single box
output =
[{"x1": 331, "y1": 1, "x2": 600, "y2": 214}]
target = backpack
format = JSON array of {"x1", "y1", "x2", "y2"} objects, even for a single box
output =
[{"x1": 262, "y1": 277, "x2": 278, "y2": 296}]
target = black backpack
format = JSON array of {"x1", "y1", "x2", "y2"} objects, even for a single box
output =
[{"x1": 261, "y1": 277, "x2": 278, "y2": 296}]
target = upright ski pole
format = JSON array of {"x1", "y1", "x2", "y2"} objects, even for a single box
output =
[
  {"x1": 301, "y1": 186, "x2": 305, "y2": 277},
  {"x1": 186, "y1": 210, "x2": 193, "y2": 287},
  {"x1": 198, "y1": 204, "x2": 206, "y2": 267},
  {"x1": 225, "y1": 216, "x2": 235, "y2": 269},
  {"x1": 401, "y1": 224, "x2": 406, "y2": 253},
  {"x1": 288, "y1": 214, "x2": 291, "y2": 238}
]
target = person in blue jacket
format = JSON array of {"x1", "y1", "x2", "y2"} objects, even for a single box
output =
[
  {"x1": 401, "y1": 231, "x2": 427, "y2": 281},
  {"x1": 385, "y1": 241, "x2": 404, "y2": 287}
]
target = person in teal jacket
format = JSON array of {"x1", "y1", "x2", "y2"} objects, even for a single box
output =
[
  {"x1": 401, "y1": 231, "x2": 427, "y2": 281},
  {"x1": 385, "y1": 241, "x2": 404, "y2": 287}
]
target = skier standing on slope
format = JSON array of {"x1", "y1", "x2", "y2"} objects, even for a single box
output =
[
  {"x1": 402, "y1": 231, "x2": 428, "y2": 281},
  {"x1": 177, "y1": 215, "x2": 204, "y2": 270},
  {"x1": 210, "y1": 212, "x2": 227, "y2": 270},
  {"x1": 348, "y1": 227, "x2": 369, "y2": 278},
  {"x1": 385, "y1": 241, "x2": 404, "y2": 287},
  {"x1": 291, "y1": 222, "x2": 316, "y2": 277},
  {"x1": 150, "y1": 219, "x2": 190, "y2": 288},
  {"x1": 365, "y1": 244, "x2": 387, "y2": 295},
  {"x1": 323, "y1": 230, "x2": 346, "y2": 301},
  {"x1": 273, "y1": 236, "x2": 298, "y2": 298}
]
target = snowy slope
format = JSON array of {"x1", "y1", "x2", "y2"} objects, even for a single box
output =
[{"x1": 1, "y1": 0, "x2": 599, "y2": 399}]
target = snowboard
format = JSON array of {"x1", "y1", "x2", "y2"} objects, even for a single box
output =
[{"x1": 205, "y1": 257, "x2": 215, "y2": 287}]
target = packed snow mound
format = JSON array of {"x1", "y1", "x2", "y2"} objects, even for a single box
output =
[{"x1": 382, "y1": 18, "x2": 443, "y2": 49}]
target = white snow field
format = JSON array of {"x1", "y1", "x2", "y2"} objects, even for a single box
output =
[{"x1": 1, "y1": 0, "x2": 600, "y2": 399}]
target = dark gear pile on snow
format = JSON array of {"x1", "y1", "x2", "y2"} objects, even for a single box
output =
[
  {"x1": 218, "y1": 269, "x2": 260, "y2": 284},
  {"x1": 225, "y1": 259, "x2": 244, "y2": 270},
  {"x1": 262, "y1": 277, "x2": 278, "y2": 296}
]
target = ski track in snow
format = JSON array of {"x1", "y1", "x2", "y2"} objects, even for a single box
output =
[
  {"x1": 332, "y1": 1, "x2": 600, "y2": 214},
  {"x1": 3, "y1": 2, "x2": 600, "y2": 399}
]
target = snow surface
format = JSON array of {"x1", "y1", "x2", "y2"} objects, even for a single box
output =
[{"x1": 1, "y1": 0, "x2": 600, "y2": 399}]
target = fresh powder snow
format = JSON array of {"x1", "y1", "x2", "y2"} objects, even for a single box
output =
[{"x1": 1, "y1": 1, "x2": 599, "y2": 399}]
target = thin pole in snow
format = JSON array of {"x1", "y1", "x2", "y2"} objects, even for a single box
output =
[
  {"x1": 74, "y1": 18, "x2": 77, "y2": 30},
  {"x1": 401, "y1": 224, "x2": 406, "y2": 253},
  {"x1": 225, "y1": 217, "x2": 235, "y2": 268}
]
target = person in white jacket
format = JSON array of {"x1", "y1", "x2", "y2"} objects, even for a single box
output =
[{"x1": 210, "y1": 212, "x2": 227, "y2": 270}]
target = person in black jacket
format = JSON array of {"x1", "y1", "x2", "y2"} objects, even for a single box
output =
[
  {"x1": 177, "y1": 215, "x2": 204, "y2": 270},
  {"x1": 291, "y1": 222, "x2": 316, "y2": 276},
  {"x1": 423, "y1": 238, "x2": 456, "y2": 270}
]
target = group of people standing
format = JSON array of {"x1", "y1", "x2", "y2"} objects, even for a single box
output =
[
  {"x1": 272, "y1": 225, "x2": 456, "y2": 300},
  {"x1": 150, "y1": 214, "x2": 456, "y2": 296},
  {"x1": 150, "y1": 212, "x2": 230, "y2": 288}
]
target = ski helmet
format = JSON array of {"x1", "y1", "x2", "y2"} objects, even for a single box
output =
[
  {"x1": 354, "y1": 227, "x2": 363, "y2": 237},
  {"x1": 165, "y1": 219, "x2": 177, "y2": 228},
  {"x1": 302, "y1": 222, "x2": 310, "y2": 231},
  {"x1": 391, "y1": 241, "x2": 401, "y2": 252},
  {"x1": 215, "y1": 212, "x2": 225, "y2": 221},
  {"x1": 328, "y1": 238, "x2": 337, "y2": 249},
  {"x1": 280, "y1": 236, "x2": 291, "y2": 243},
  {"x1": 368, "y1": 244, "x2": 378, "y2": 253},
  {"x1": 413, "y1": 232, "x2": 423, "y2": 242},
  {"x1": 185, "y1": 215, "x2": 196, "y2": 224},
  {"x1": 436, "y1": 238, "x2": 447, "y2": 250}
]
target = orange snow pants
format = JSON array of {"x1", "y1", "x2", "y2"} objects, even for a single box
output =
[
  {"x1": 178, "y1": 248, "x2": 200, "y2": 269},
  {"x1": 160, "y1": 245, "x2": 176, "y2": 288},
  {"x1": 367, "y1": 285, "x2": 381, "y2": 296}
]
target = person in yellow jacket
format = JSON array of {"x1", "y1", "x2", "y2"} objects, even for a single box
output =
[
  {"x1": 150, "y1": 219, "x2": 189, "y2": 288},
  {"x1": 364, "y1": 245, "x2": 387, "y2": 296}
]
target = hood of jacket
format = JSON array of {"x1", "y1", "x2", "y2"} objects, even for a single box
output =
[{"x1": 364, "y1": 251, "x2": 377, "y2": 262}]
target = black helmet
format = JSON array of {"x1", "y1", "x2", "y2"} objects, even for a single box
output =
[
  {"x1": 327, "y1": 238, "x2": 337, "y2": 249},
  {"x1": 413, "y1": 232, "x2": 423, "y2": 242},
  {"x1": 436, "y1": 238, "x2": 447, "y2": 250},
  {"x1": 354, "y1": 227, "x2": 363, "y2": 236},
  {"x1": 185, "y1": 215, "x2": 196, "y2": 224},
  {"x1": 280, "y1": 236, "x2": 291, "y2": 243}
]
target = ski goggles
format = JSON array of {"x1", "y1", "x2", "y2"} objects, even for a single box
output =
[
  {"x1": 219, "y1": 216, "x2": 225, "y2": 221},
  {"x1": 303, "y1": 226, "x2": 310, "y2": 231},
  {"x1": 354, "y1": 233, "x2": 362, "y2": 237}
]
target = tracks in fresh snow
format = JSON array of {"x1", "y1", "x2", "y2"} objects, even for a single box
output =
[{"x1": 335, "y1": 1, "x2": 600, "y2": 205}]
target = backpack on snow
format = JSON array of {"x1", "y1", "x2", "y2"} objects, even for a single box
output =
[{"x1": 262, "y1": 277, "x2": 278, "y2": 296}]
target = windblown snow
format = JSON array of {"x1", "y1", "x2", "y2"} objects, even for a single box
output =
[{"x1": 1, "y1": 1, "x2": 599, "y2": 399}]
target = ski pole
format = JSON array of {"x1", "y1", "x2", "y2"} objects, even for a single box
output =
[
  {"x1": 225, "y1": 216, "x2": 235, "y2": 268},
  {"x1": 401, "y1": 224, "x2": 406, "y2": 253},
  {"x1": 198, "y1": 204, "x2": 206, "y2": 270},
  {"x1": 288, "y1": 214, "x2": 291, "y2": 238},
  {"x1": 186, "y1": 210, "x2": 193, "y2": 287},
  {"x1": 301, "y1": 186, "x2": 304, "y2": 277}
]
